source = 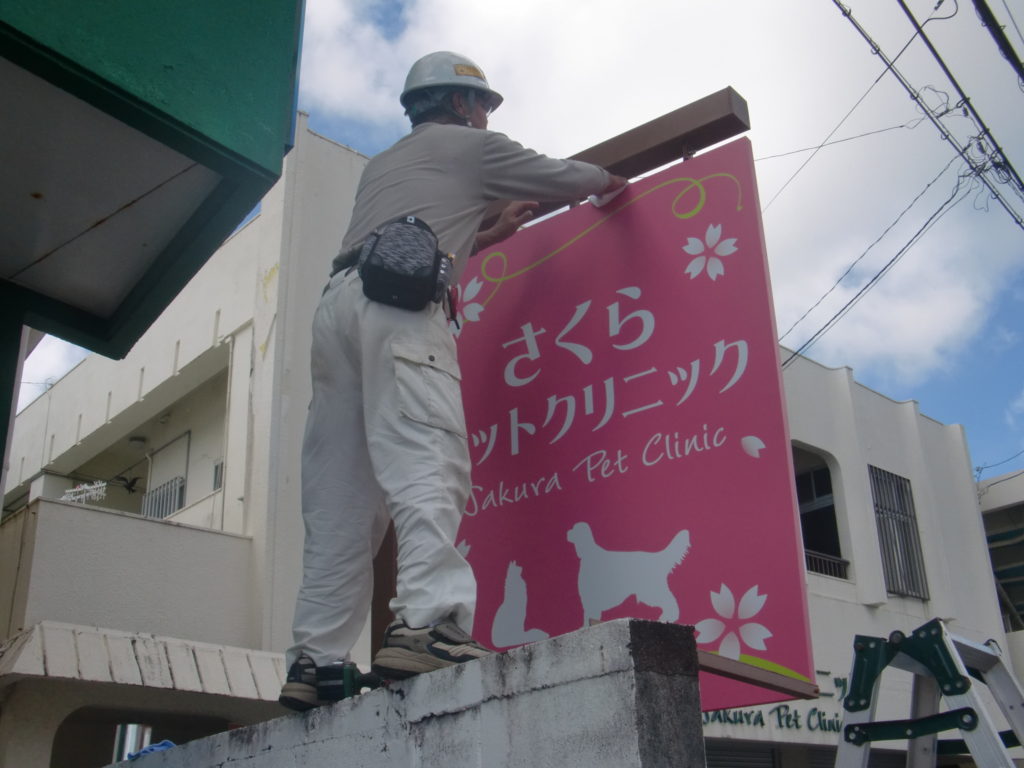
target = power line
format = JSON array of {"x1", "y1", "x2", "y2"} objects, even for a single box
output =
[
  {"x1": 998, "y1": 0, "x2": 1024, "y2": 50},
  {"x1": 762, "y1": 3, "x2": 958, "y2": 214},
  {"x1": 761, "y1": 45, "x2": 921, "y2": 214},
  {"x1": 895, "y1": 0, "x2": 1024, "y2": 201},
  {"x1": 759, "y1": 76, "x2": 884, "y2": 212},
  {"x1": 834, "y1": 0, "x2": 1024, "y2": 231},
  {"x1": 781, "y1": 171, "x2": 970, "y2": 368},
  {"x1": 754, "y1": 119, "x2": 924, "y2": 162},
  {"x1": 976, "y1": 445, "x2": 1024, "y2": 476},
  {"x1": 979, "y1": 467, "x2": 1024, "y2": 489},
  {"x1": 974, "y1": 0, "x2": 1024, "y2": 83},
  {"x1": 778, "y1": 153, "x2": 960, "y2": 343}
]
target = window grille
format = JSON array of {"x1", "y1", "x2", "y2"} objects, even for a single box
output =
[
  {"x1": 141, "y1": 476, "x2": 185, "y2": 520},
  {"x1": 869, "y1": 465, "x2": 929, "y2": 600}
]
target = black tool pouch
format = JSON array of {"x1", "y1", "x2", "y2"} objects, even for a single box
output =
[{"x1": 356, "y1": 216, "x2": 453, "y2": 311}]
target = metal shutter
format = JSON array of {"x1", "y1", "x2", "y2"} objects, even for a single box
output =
[
  {"x1": 705, "y1": 740, "x2": 775, "y2": 768},
  {"x1": 806, "y1": 745, "x2": 906, "y2": 768},
  {"x1": 807, "y1": 746, "x2": 836, "y2": 768}
]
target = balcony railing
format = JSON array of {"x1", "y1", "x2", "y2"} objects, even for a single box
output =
[
  {"x1": 805, "y1": 550, "x2": 849, "y2": 579},
  {"x1": 141, "y1": 476, "x2": 185, "y2": 520}
]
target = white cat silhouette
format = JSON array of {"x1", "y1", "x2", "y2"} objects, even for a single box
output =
[
  {"x1": 492, "y1": 560, "x2": 550, "y2": 647},
  {"x1": 567, "y1": 522, "x2": 691, "y2": 628}
]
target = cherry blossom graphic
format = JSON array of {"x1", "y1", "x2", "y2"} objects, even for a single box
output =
[
  {"x1": 450, "y1": 276, "x2": 486, "y2": 336},
  {"x1": 741, "y1": 435, "x2": 766, "y2": 458},
  {"x1": 694, "y1": 584, "x2": 772, "y2": 660},
  {"x1": 681, "y1": 224, "x2": 738, "y2": 281}
]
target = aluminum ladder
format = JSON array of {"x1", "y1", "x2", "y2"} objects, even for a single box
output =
[{"x1": 834, "y1": 618, "x2": 1024, "y2": 767}]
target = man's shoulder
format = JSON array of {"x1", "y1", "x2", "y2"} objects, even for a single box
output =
[{"x1": 377, "y1": 122, "x2": 486, "y2": 154}]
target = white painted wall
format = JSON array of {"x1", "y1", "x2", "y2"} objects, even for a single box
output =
[
  {"x1": 0, "y1": 676, "x2": 279, "y2": 768},
  {"x1": 2, "y1": 115, "x2": 369, "y2": 658},
  {"x1": 980, "y1": 471, "x2": 1024, "y2": 515},
  {"x1": 0, "y1": 507, "x2": 31, "y2": 638},
  {"x1": 246, "y1": 122, "x2": 367, "y2": 654},
  {"x1": 9, "y1": 500, "x2": 254, "y2": 647},
  {"x1": 4, "y1": 196, "x2": 259, "y2": 503},
  {"x1": 142, "y1": 370, "x2": 227, "y2": 507}
]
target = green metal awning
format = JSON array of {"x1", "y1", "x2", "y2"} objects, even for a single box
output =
[{"x1": 1, "y1": 0, "x2": 303, "y2": 357}]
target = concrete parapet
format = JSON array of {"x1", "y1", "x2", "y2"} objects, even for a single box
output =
[{"x1": 114, "y1": 619, "x2": 705, "y2": 767}]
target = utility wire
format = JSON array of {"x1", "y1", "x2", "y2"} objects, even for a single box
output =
[
  {"x1": 761, "y1": 54, "x2": 913, "y2": 211},
  {"x1": 976, "y1": 446, "x2": 1024, "y2": 476},
  {"x1": 763, "y1": 4, "x2": 955, "y2": 214},
  {"x1": 972, "y1": 0, "x2": 1024, "y2": 83},
  {"x1": 999, "y1": 0, "x2": 1024, "y2": 49},
  {"x1": 778, "y1": 153, "x2": 960, "y2": 343},
  {"x1": 979, "y1": 467, "x2": 1024, "y2": 488},
  {"x1": 834, "y1": 0, "x2": 1024, "y2": 231},
  {"x1": 781, "y1": 172, "x2": 970, "y2": 368},
  {"x1": 759, "y1": 74, "x2": 883, "y2": 211},
  {"x1": 895, "y1": 0, "x2": 1024, "y2": 200},
  {"x1": 754, "y1": 119, "x2": 924, "y2": 162}
]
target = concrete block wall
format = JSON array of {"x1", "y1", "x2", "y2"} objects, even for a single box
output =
[{"x1": 113, "y1": 619, "x2": 706, "y2": 767}]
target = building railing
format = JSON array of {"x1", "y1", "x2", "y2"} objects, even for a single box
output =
[
  {"x1": 141, "y1": 476, "x2": 185, "y2": 520},
  {"x1": 805, "y1": 550, "x2": 849, "y2": 579}
]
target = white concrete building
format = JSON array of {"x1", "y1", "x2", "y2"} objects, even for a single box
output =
[
  {"x1": 701, "y1": 357, "x2": 1018, "y2": 767},
  {"x1": 979, "y1": 470, "x2": 1024, "y2": 637},
  {"x1": 1, "y1": 114, "x2": 369, "y2": 767},
  {"x1": 2, "y1": 115, "x2": 1020, "y2": 767}
]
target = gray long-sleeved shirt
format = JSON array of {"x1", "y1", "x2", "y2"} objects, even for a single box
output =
[{"x1": 337, "y1": 122, "x2": 610, "y2": 278}]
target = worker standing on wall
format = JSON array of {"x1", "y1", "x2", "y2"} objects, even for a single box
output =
[{"x1": 279, "y1": 51, "x2": 627, "y2": 711}]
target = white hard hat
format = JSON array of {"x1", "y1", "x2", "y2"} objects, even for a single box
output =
[{"x1": 400, "y1": 51, "x2": 503, "y2": 111}]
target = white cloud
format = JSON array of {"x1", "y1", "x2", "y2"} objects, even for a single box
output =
[
  {"x1": 776, "y1": 196, "x2": 1021, "y2": 388},
  {"x1": 18, "y1": 336, "x2": 90, "y2": 413},
  {"x1": 299, "y1": 1, "x2": 407, "y2": 125}
]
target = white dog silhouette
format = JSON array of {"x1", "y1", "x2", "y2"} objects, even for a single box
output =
[
  {"x1": 491, "y1": 560, "x2": 550, "y2": 647},
  {"x1": 566, "y1": 522, "x2": 691, "y2": 627}
]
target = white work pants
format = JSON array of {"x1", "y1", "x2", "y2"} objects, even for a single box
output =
[{"x1": 288, "y1": 270, "x2": 476, "y2": 667}]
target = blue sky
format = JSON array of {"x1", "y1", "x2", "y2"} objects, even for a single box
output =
[{"x1": 20, "y1": 0, "x2": 1024, "y2": 481}]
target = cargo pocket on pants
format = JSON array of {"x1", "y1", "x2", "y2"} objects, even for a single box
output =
[{"x1": 391, "y1": 340, "x2": 468, "y2": 438}]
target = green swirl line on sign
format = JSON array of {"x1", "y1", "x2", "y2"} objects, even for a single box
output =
[{"x1": 476, "y1": 172, "x2": 742, "y2": 308}]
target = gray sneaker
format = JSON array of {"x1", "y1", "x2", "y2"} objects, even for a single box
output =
[
  {"x1": 371, "y1": 619, "x2": 492, "y2": 680},
  {"x1": 279, "y1": 654, "x2": 323, "y2": 711}
]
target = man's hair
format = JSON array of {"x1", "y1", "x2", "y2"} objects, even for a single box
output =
[{"x1": 406, "y1": 87, "x2": 469, "y2": 127}]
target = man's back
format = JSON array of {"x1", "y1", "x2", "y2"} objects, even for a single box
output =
[
  {"x1": 341, "y1": 122, "x2": 492, "y2": 264},
  {"x1": 341, "y1": 122, "x2": 608, "y2": 272}
]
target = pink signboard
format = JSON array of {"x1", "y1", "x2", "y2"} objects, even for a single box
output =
[{"x1": 454, "y1": 138, "x2": 813, "y2": 711}]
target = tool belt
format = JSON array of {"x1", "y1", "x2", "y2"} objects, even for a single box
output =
[{"x1": 335, "y1": 216, "x2": 454, "y2": 312}]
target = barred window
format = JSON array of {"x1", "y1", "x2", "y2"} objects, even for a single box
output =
[{"x1": 869, "y1": 466, "x2": 929, "y2": 600}]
